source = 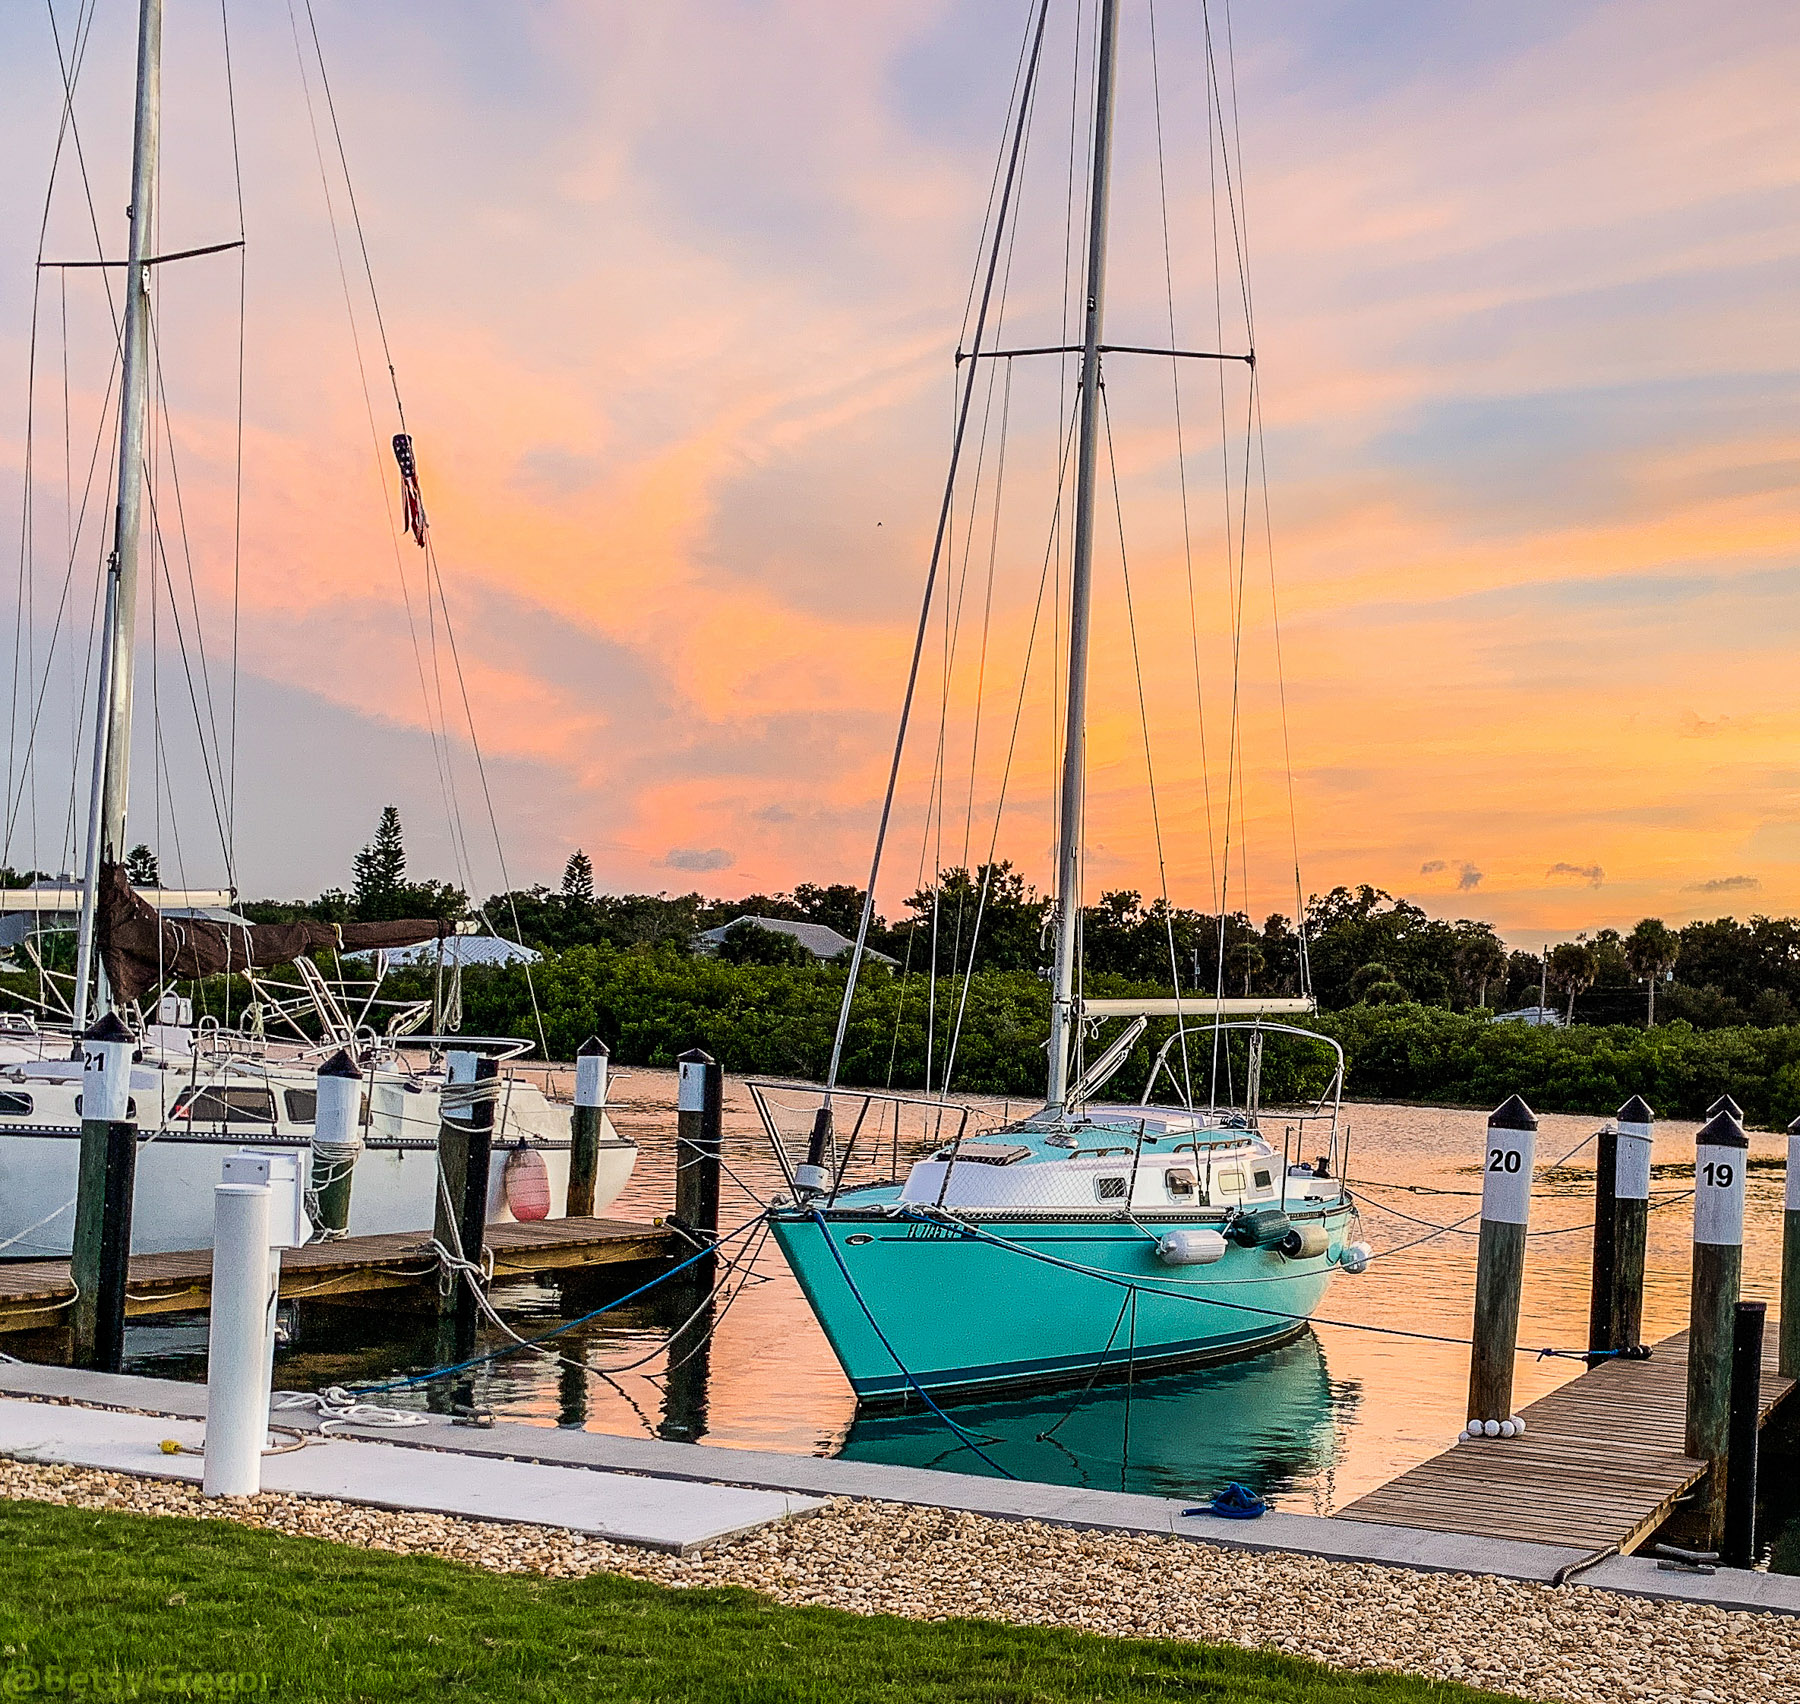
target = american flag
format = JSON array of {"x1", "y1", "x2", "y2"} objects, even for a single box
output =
[{"x1": 392, "y1": 432, "x2": 428, "y2": 546}]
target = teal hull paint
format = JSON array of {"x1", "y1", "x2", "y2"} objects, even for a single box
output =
[{"x1": 771, "y1": 1205, "x2": 1353, "y2": 1405}]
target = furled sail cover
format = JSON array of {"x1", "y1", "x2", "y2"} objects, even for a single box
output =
[{"x1": 95, "y1": 863, "x2": 451, "y2": 1003}]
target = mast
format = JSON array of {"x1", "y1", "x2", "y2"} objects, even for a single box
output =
[
  {"x1": 73, "y1": 0, "x2": 162, "y2": 1029},
  {"x1": 1045, "y1": 0, "x2": 1121, "y2": 1109}
]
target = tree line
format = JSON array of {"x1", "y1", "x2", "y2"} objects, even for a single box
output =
[{"x1": 225, "y1": 805, "x2": 1800, "y2": 1033}]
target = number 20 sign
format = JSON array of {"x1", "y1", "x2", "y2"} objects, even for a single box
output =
[{"x1": 1482, "y1": 1125, "x2": 1535, "y2": 1225}]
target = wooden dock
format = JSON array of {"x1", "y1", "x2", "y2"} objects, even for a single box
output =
[
  {"x1": 1337, "y1": 1325, "x2": 1794, "y2": 1554},
  {"x1": 0, "y1": 1216, "x2": 680, "y2": 1335}
]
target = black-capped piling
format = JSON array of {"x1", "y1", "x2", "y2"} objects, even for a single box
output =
[
  {"x1": 1467, "y1": 1094, "x2": 1537, "y2": 1430},
  {"x1": 309, "y1": 1049, "x2": 364, "y2": 1240},
  {"x1": 567, "y1": 1036, "x2": 610, "y2": 1218},
  {"x1": 1686, "y1": 1105, "x2": 1747, "y2": 1543},
  {"x1": 434, "y1": 1049, "x2": 500, "y2": 1368},
  {"x1": 673, "y1": 1048, "x2": 723, "y2": 1257},
  {"x1": 70, "y1": 1012, "x2": 138, "y2": 1371},
  {"x1": 1783, "y1": 1114, "x2": 1800, "y2": 1381},
  {"x1": 1588, "y1": 1095, "x2": 1652, "y2": 1359}
]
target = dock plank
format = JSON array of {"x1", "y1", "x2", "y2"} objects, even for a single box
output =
[
  {"x1": 1335, "y1": 1327, "x2": 1793, "y2": 1554},
  {"x1": 0, "y1": 1216, "x2": 678, "y2": 1331}
]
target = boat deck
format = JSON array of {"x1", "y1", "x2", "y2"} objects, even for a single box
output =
[
  {"x1": 0, "y1": 1216, "x2": 679, "y2": 1333},
  {"x1": 1335, "y1": 1326, "x2": 1794, "y2": 1554}
]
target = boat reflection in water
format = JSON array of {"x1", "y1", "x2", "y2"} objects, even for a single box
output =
[{"x1": 838, "y1": 1330, "x2": 1354, "y2": 1504}]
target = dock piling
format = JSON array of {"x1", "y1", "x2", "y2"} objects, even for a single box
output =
[
  {"x1": 1588, "y1": 1095, "x2": 1652, "y2": 1359},
  {"x1": 674, "y1": 1049, "x2": 723, "y2": 1248},
  {"x1": 433, "y1": 1049, "x2": 499, "y2": 1367},
  {"x1": 1686, "y1": 1106, "x2": 1747, "y2": 1544},
  {"x1": 567, "y1": 1036, "x2": 609, "y2": 1218},
  {"x1": 1782, "y1": 1115, "x2": 1800, "y2": 1380},
  {"x1": 69, "y1": 1012, "x2": 138, "y2": 1371},
  {"x1": 1722, "y1": 1299, "x2": 1765, "y2": 1568},
  {"x1": 1466, "y1": 1094, "x2": 1537, "y2": 1434},
  {"x1": 203, "y1": 1150, "x2": 304, "y2": 1497},
  {"x1": 308, "y1": 1049, "x2": 363, "y2": 1240}
]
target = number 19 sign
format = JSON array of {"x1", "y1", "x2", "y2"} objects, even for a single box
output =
[{"x1": 1694, "y1": 1112, "x2": 1748, "y2": 1248}]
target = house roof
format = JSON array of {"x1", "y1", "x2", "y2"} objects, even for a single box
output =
[
  {"x1": 696, "y1": 914, "x2": 896, "y2": 966},
  {"x1": 379, "y1": 935, "x2": 542, "y2": 969}
]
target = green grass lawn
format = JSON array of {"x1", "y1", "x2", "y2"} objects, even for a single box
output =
[{"x1": 0, "y1": 1498, "x2": 1525, "y2": 1703}]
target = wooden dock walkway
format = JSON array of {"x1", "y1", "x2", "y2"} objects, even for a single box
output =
[
  {"x1": 1336, "y1": 1325, "x2": 1794, "y2": 1554},
  {"x1": 0, "y1": 1216, "x2": 679, "y2": 1335}
]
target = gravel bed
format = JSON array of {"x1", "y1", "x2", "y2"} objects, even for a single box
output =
[{"x1": 3, "y1": 1455, "x2": 1795, "y2": 1703}]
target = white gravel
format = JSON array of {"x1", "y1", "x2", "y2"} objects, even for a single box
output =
[{"x1": 3, "y1": 1454, "x2": 1795, "y2": 1704}]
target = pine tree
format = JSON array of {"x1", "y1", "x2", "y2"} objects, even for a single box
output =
[
  {"x1": 125, "y1": 844, "x2": 161, "y2": 887},
  {"x1": 561, "y1": 848, "x2": 596, "y2": 905},
  {"x1": 351, "y1": 806, "x2": 407, "y2": 919}
]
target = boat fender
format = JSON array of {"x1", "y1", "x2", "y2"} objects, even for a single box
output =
[
  {"x1": 1155, "y1": 1228, "x2": 1227, "y2": 1266},
  {"x1": 502, "y1": 1141, "x2": 552, "y2": 1222},
  {"x1": 1277, "y1": 1222, "x2": 1330, "y2": 1260},
  {"x1": 1226, "y1": 1208, "x2": 1291, "y2": 1250},
  {"x1": 1338, "y1": 1240, "x2": 1373, "y2": 1275}
]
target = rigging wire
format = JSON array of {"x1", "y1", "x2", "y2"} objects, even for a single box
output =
[
  {"x1": 1101, "y1": 385, "x2": 1195, "y2": 1107},
  {"x1": 823, "y1": 0, "x2": 1054, "y2": 1094}
]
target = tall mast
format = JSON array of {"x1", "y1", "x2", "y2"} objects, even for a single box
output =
[
  {"x1": 73, "y1": 0, "x2": 162, "y2": 1028},
  {"x1": 1046, "y1": 0, "x2": 1121, "y2": 1109}
]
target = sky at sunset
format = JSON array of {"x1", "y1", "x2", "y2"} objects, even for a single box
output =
[{"x1": 0, "y1": 0, "x2": 1794, "y2": 948}]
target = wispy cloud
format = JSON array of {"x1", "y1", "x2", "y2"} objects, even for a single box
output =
[
  {"x1": 1684, "y1": 874, "x2": 1761, "y2": 894},
  {"x1": 1547, "y1": 863, "x2": 1606, "y2": 888},
  {"x1": 662, "y1": 848, "x2": 735, "y2": 873}
]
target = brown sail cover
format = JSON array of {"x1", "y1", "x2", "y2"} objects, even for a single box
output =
[{"x1": 95, "y1": 863, "x2": 452, "y2": 1003}]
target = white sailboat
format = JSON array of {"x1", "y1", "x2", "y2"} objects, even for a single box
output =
[{"x1": 0, "y1": 0, "x2": 635, "y2": 1259}]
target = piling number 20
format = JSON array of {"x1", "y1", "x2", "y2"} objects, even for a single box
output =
[
  {"x1": 1487, "y1": 1148, "x2": 1522, "y2": 1174},
  {"x1": 1702, "y1": 1161, "x2": 1734, "y2": 1188}
]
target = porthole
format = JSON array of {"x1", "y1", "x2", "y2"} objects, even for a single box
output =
[
  {"x1": 845, "y1": 1233, "x2": 874, "y2": 1246},
  {"x1": 1096, "y1": 1175, "x2": 1127, "y2": 1201}
]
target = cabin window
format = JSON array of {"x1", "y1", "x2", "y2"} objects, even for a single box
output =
[
  {"x1": 1216, "y1": 1168, "x2": 1247, "y2": 1194},
  {"x1": 1165, "y1": 1166, "x2": 1196, "y2": 1201},
  {"x1": 284, "y1": 1089, "x2": 318, "y2": 1124},
  {"x1": 1252, "y1": 1168, "x2": 1273, "y2": 1192},
  {"x1": 0, "y1": 1091, "x2": 31, "y2": 1117},
  {"x1": 1095, "y1": 1175, "x2": 1128, "y2": 1201},
  {"x1": 170, "y1": 1087, "x2": 277, "y2": 1125}
]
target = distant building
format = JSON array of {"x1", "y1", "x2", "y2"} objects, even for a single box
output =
[
  {"x1": 695, "y1": 914, "x2": 896, "y2": 967},
  {"x1": 1495, "y1": 1004, "x2": 1564, "y2": 1028}
]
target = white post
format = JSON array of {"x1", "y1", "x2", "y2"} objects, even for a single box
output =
[{"x1": 204, "y1": 1179, "x2": 274, "y2": 1496}]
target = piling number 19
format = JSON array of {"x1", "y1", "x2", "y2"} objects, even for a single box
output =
[{"x1": 1693, "y1": 1136, "x2": 1746, "y2": 1248}]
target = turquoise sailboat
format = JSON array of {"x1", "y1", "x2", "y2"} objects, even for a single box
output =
[{"x1": 764, "y1": 0, "x2": 1366, "y2": 1409}]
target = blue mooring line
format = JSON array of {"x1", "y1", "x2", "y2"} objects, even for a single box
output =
[{"x1": 350, "y1": 1210, "x2": 770, "y2": 1395}]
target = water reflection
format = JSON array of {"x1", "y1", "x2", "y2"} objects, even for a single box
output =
[{"x1": 842, "y1": 1330, "x2": 1355, "y2": 1506}]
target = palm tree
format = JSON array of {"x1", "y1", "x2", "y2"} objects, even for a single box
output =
[
  {"x1": 1624, "y1": 918, "x2": 1680, "y2": 1026},
  {"x1": 1453, "y1": 922, "x2": 1508, "y2": 1008},
  {"x1": 1547, "y1": 939, "x2": 1599, "y2": 1024}
]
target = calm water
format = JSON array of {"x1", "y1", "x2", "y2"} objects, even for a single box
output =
[{"x1": 118, "y1": 1066, "x2": 1796, "y2": 1561}]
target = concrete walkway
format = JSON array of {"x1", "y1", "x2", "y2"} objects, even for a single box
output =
[
  {"x1": 2, "y1": 1361, "x2": 1795, "y2": 1614},
  {"x1": 0, "y1": 1395, "x2": 822, "y2": 1554}
]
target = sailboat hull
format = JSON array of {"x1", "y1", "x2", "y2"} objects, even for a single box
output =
[{"x1": 770, "y1": 1204, "x2": 1353, "y2": 1408}]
